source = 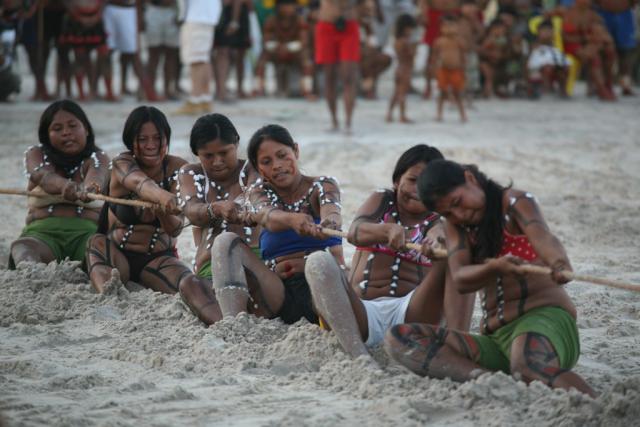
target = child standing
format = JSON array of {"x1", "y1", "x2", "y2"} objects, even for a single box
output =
[
  {"x1": 432, "y1": 15, "x2": 467, "y2": 122},
  {"x1": 387, "y1": 14, "x2": 418, "y2": 123}
]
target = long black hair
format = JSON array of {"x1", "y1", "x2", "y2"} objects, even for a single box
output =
[
  {"x1": 38, "y1": 100, "x2": 97, "y2": 177},
  {"x1": 247, "y1": 124, "x2": 296, "y2": 170},
  {"x1": 417, "y1": 159, "x2": 507, "y2": 261},
  {"x1": 392, "y1": 144, "x2": 444, "y2": 184},
  {"x1": 122, "y1": 105, "x2": 171, "y2": 152},
  {"x1": 189, "y1": 113, "x2": 240, "y2": 155}
]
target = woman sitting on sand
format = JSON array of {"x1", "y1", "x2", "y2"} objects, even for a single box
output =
[
  {"x1": 85, "y1": 106, "x2": 207, "y2": 296},
  {"x1": 177, "y1": 113, "x2": 261, "y2": 324},
  {"x1": 211, "y1": 124, "x2": 344, "y2": 325},
  {"x1": 10, "y1": 100, "x2": 110, "y2": 269},
  {"x1": 304, "y1": 145, "x2": 475, "y2": 359},
  {"x1": 384, "y1": 159, "x2": 596, "y2": 397}
]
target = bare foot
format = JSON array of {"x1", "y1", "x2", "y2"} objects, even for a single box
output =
[
  {"x1": 399, "y1": 116, "x2": 414, "y2": 124},
  {"x1": 435, "y1": 115, "x2": 443, "y2": 122},
  {"x1": 386, "y1": 114, "x2": 393, "y2": 122}
]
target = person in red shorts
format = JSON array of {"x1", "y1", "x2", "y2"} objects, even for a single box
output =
[{"x1": 315, "y1": 0, "x2": 360, "y2": 134}]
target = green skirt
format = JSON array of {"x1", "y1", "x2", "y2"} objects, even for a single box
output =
[
  {"x1": 471, "y1": 306, "x2": 580, "y2": 373},
  {"x1": 9, "y1": 216, "x2": 97, "y2": 269}
]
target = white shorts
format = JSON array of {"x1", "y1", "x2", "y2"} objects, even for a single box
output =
[
  {"x1": 145, "y1": 5, "x2": 179, "y2": 48},
  {"x1": 103, "y1": 5, "x2": 138, "y2": 53},
  {"x1": 527, "y1": 46, "x2": 569, "y2": 71},
  {"x1": 180, "y1": 22, "x2": 214, "y2": 64},
  {"x1": 362, "y1": 290, "x2": 414, "y2": 347}
]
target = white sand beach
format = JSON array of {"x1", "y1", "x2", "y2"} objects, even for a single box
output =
[{"x1": 1, "y1": 73, "x2": 639, "y2": 426}]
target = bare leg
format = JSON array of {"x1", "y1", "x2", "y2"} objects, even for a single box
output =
[
  {"x1": 10, "y1": 237, "x2": 56, "y2": 265},
  {"x1": 98, "y1": 49, "x2": 116, "y2": 101},
  {"x1": 85, "y1": 234, "x2": 131, "y2": 293},
  {"x1": 120, "y1": 53, "x2": 132, "y2": 95},
  {"x1": 480, "y1": 61, "x2": 494, "y2": 97},
  {"x1": 510, "y1": 333, "x2": 596, "y2": 397},
  {"x1": 398, "y1": 79, "x2": 412, "y2": 123},
  {"x1": 436, "y1": 90, "x2": 446, "y2": 121},
  {"x1": 423, "y1": 49, "x2": 433, "y2": 99},
  {"x1": 56, "y1": 46, "x2": 72, "y2": 98},
  {"x1": 305, "y1": 251, "x2": 371, "y2": 359},
  {"x1": 452, "y1": 90, "x2": 467, "y2": 123},
  {"x1": 235, "y1": 48, "x2": 247, "y2": 97},
  {"x1": 214, "y1": 47, "x2": 231, "y2": 101},
  {"x1": 340, "y1": 61, "x2": 358, "y2": 132},
  {"x1": 147, "y1": 46, "x2": 162, "y2": 97},
  {"x1": 211, "y1": 232, "x2": 284, "y2": 318},
  {"x1": 384, "y1": 323, "x2": 486, "y2": 381},
  {"x1": 164, "y1": 47, "x2": 179, "y2": 99},
  {"x1": 179, "y1": 275, "x2": 221, "y2": 325},
  {"x1": 323, "y1": 63, "x2": 339, "y2": 130},
  {"x1": 618, "y1": 49, "x2": 635, "y2": 95},
  {"x1": 74, "y1": 49, "x2": 90, "y2": 100}
]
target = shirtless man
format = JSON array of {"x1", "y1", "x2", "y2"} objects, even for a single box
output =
[
  {"x1": 316, "y1": 0, "x2": 360, "y2": 133},
  {"x1": 562, "y1": 0, "x2": 617, "y2": 100},
  {"x1": 594, "y1": 0, "x2": 637, "y2": 95}
]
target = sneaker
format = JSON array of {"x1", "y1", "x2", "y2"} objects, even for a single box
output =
[
  {"x1": 174, "y1": 101, "x2": 203, "y2": 115},
  {"x1": 199, "y1": 101, "x2": 213, "y2": 113}
]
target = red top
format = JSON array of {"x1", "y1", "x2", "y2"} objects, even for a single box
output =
[{"x1": 498, "y1": 229, "x2": 538, "y2": 262}]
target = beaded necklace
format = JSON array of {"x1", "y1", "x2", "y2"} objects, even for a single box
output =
[{"x1": 358, "y1": 194, "x2": 435, "y2": 296}]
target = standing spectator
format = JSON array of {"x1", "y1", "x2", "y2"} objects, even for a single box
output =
[
  {"x1": 374, "y1": 0, "x2": 417, "y2": 49},
  {"x1": 316, "y1": 0, "x2": 360, "y2": 133},
  {"x1": 458, "y1": 0, "x2": 483, "y2": 102},
  {"x1": 387, "y1": 13, "x2": 417, "y2": 122},
  {"x1": 175, "y1": 0, "x2": 222, "y2": 114},
  {"x1": 144, "y1": 0, "x2": 180, "y2": 100},
  {"x1": 47, "y1": 0, "x2": 73, "y2": 99},
  {"x1": 9, "y1": 0, "x2": 49, "y2": 100},
  {"x1": 59, "y1": 0, "x2": 112, "y2": 101},
  {"x1": 0, "y1": 11, "x2": 20, "y2": 101},
  {"x1": 359, "y1": 0, "x2": 391, "y2": 99},
  {"x1": 595, "y1": 0, "x2": 636, "y2": 95},
  {"x1": 214, "y1": 0, "x2": 253, "y2": 101},
  {"x1": 103, "y1": 0, "x2": 157, "y2": 99}
]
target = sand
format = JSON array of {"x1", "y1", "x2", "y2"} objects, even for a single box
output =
[{"x1": 1, "y1": 66, "x2": 639, "y2": 426}]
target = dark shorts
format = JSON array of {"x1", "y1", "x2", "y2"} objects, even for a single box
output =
[
  {"x1": 119, "y1": 247, "x2": 180, "y2": 284},
  {"x1": 597, "y1": 8, "x2": 637, "y2": 51},
  {"x1": 277, "y1": 273, "x2": 318, "y2": 325},
  {"x1": 59, "y1": 16, "x2": 107, "y2": 49},
  {"x1": 214, "y1": 4, "x2": 251, "y2": 49}
]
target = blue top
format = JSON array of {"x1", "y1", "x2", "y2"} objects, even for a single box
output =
[{"x1": 260, "y1": 218, "x2": 342, "y2": 260}]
